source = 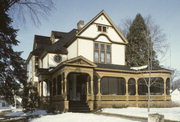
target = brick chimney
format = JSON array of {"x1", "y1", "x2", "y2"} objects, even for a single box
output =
[{"x1": 77, "y1": 20, "x2": 84, "y2": 30}]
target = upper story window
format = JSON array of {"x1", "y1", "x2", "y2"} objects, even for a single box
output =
[
  {"x1": 97, "y1": 25, "x2": 107, "y2": 32},
  {"x1": 94, "y1": 42, "x2": 111, "y2": 64}
]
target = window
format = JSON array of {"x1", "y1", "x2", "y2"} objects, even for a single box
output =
[
  {"x1": 103, "y1": 26, "x2": 106, "y2": 32},
  {"x1": 54, "y1": 55, "x2": 62, "y2": 63},
  {"x1": 128, "y1": 78, "x2": 136, "y2": 95},
  {"x1": 138, "y1": 77, "x2": 164, "y2": 95},
  {"x1": 100, "y1": 44, "x2": 105, "y2": 63},
  {"x1": 166, "y1": 78, "x2": 170, "y2": 95},
  {"x1": 97, "y1": 25, "x2": 107, "y2": 32},
  {"x1": 94, "y1": 43, "x2": 111, "y2": 64},
  {"x1": 53, "y1": 78, "x2": 56, "y2": 96},
  {"x1": 57, "y1": 75, "x2": 62, "y2": 95},
  {"x1": 106, "y1": 45, "x2": 111, "y2": 64},
  {"x1": 94, "y1": 43, "x2": 99, "y2": 62},
  {"x1": 98, "y1": 26, "x2": 102, "y2": 31},
  {"x1": 101, "y1": 77, "x2": 126, "y2": 95}
]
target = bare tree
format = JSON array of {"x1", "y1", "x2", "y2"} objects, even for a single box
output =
[
  {"x1": 4, "y1": 0, "x2": 54, "y2": 26},
  {"x1": 171, "y1": 69, "x2": 180, "y2": 91},
  {"x1": 132, "y1": 33, "x2": 162, "y2": 112}
]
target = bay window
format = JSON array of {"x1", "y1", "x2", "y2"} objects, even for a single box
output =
[{"x1": 94, "y1": 42, "x2": 111, "y2": 64}]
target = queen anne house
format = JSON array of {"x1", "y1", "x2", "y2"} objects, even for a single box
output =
[{"x1": 26, "y1": 10, "x2": 171, "y2": 112}]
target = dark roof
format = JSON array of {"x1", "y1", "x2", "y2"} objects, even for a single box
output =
[
  {"x1": 34, "y1": 35, "x2": 51, "y2": 49},
  {"x1": 51, "y1": 31, "x2": 67, "y2": 39},
  {"x1": 45, "y1": 29, "x2": 78, "y2": 54},
  {"x1": 31, "y1": 48, "x2": 44, "y2": 56},
  {"x1": 31, "y1": 35, "x2": 51, "y2": 56},
  {"x1": 96, "y1": 63, "x2": 171, "y2": 71},
  {"x1": 96, "y1": 63, "x2": 132, "y2": 70},
  {"x1": 30, "y1": 29, "x2": 78, "y2": 57}
]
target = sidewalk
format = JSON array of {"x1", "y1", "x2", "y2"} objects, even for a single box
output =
[{"x1": 95, "y1": 111, "x2": 178, "y2": 122}]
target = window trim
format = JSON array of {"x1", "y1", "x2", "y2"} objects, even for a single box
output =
[{"x1": 97, "y1": 25, "x2": 107, "y2": 33}]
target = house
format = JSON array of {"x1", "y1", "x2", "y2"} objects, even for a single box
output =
[
  {"x1": 0, "y1": 97, "x2": 9, "y2": 108},
  {"x1": 26, "y1": 10, "x2": 171, "y2": 112}
]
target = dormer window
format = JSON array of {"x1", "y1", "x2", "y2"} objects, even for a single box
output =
[{"x1": 97, "y1": 25, "x2": 107, "y2": 32}]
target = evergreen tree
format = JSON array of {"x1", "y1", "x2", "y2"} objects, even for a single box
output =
[
  {"x1": 0, "y1": 1, "x2": 27, "y2": 104},
  {"x1": 126, "y1": 14, "x2": 159, "y2": 67},
  {"x1": 22, "y1": 83, "x2": 40, "y2": 111}
]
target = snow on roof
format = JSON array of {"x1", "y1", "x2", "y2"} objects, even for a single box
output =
[{"x1": 130, "y1": 65, "x2": 148, "y2": 70}]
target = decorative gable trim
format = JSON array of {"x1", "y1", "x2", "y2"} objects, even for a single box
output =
[
  {"x1": 76, "y1": 34, "x2": 127, "y2": 45},
  {"x1": 63, "y1": 56, "x2": 97, "y2": 67},
  {"x1": 77, "y1": 10, "x2": 128, "y2": 44}
]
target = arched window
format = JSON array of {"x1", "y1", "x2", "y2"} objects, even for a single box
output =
[
  {"x1": 138, "y1": 77, "x2": 164, "y2": 95},
  {"x1": 166, "y1": 78, "x2": 170, "y2": 95},
  {"x1": 151, "y1": 78, "x2": 164, "y2": 95},
  {"x1": 128, "y1": 78, "x2": 136, "y2": 95},
  {"x1": 49, "y1": 81, "x2": 52, "y2": 96},
  {"x1": 53, "y1": 78, "x2": 56, "y2": 96},
  {"x1": 138, "y1": 78, "x2": 147, "y2": 95},
  {"x1": 93, "y1": 75, "x2": 98, "y2": 95},
  {"x1": 101, "y1": 77, "x2": 126, "y2": 95},
  {"x1": 57, "y1": 75, "x2": 62, "y2": 95}
]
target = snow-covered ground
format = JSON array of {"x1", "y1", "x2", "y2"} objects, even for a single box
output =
[
  {"x1": 0, "y1": 106, "x2": 13, "y2": 112},
  {"x1": 30, "y1": 113, "x2": 139, "y2": 122},
  {"x1": 103, "y1": 107, "x2": 180, "y2": 121},
  {"x1": 4, "y1": 109, "x2": 47, "y2": 117},
  {"x1": 2, "y1": 88, "x2": 180, "y2": 121}
]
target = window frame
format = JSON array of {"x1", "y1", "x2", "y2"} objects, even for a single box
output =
[
  {"x1": 94, "y1": 42, "x2": 111, "y2": 64},
  {"x1": 97, "y1": 25, "x2": 107, "y2": 33}
]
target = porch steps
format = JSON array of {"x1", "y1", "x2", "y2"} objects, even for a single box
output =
[{"x1": 69, "y1": 101, "x2": 90, "y2": 113}]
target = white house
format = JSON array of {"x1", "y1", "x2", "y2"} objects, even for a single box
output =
[{"x1": 26, "y1": 10, "x2": 171, "y2": 112}]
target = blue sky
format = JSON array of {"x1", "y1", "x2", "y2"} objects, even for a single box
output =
[{"x1": 14, "y1": 0, "x2": 180, "y2": 71}]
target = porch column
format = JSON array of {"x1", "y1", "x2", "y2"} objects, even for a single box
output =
[
  {"x1": 163, "y1": 77, "x2": 167, "y2": 95},
  {"x1": 98, "y1": 78, "x2": 101, "y2": 95},
  {"x1": 135, "y1": 78, "x2": 139, "y2": 96},
  {"x1": 163, "y1": 77, "x2": 167, "y2": 101},
  {"x1": 98, "y1": 78, "x2": 101, "y2": 101},
  {"x1": 125, "y1": 78, "x2": 129, "y2": 101},
  {"x1": 47, "y1": 81, "x2": 50, "y2": 96},
  {"x1": 90, "y1": 76, "x2": 94, "y2": 95},
  {"x1": 43, "y1": 81, "x2": 47, "y2": 97},
  {"x1": 89, "y1": 74, "x2": 94, "y2": 111},
  {"x1": 63, "y1": 72, "x2": 69, "y2": 111},
  {"x1": 64, "y1": 72, "x2": 68, "y2": 100},
  {"x1": 126, "y1": 78, "x2": 129, "y2": 96}
]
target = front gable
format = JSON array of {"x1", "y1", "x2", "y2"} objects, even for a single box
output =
[
  {"x1": 77, "y1": 10, "x2": 128, "y2": 44},
  {"x1": 63, "y1": 56, "x2": 97, "y2": 67},
  {"x1": 94, "y1": 15, "x2": 111, "y2": 26}
]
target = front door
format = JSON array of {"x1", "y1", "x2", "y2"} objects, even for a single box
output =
[{"x1": 68, "y1": 73, "x2": 88, "y2": 102}]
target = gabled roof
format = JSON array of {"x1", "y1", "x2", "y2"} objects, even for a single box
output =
[
  {"x1": 33, "y1": 35, "x2": 51, "y2": 50},
  {"x1": 63, "y1": 56, "x2": 97, "y2": 67},
  {"x1": 27, "y1": 35, "x2": 51, "y2": 62},
  {"x1": 39, "y1": 29, "x2": 77, "y2": 58},
  {"x1": 51, "y1": 31, "x2": 68, "y2": 39},
  {"x1": 29, "y1": 10, "x2": 128, "y2": 60},
  {"x1": 77, "y1": 10, "x2": 128, "y2": 44}
]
